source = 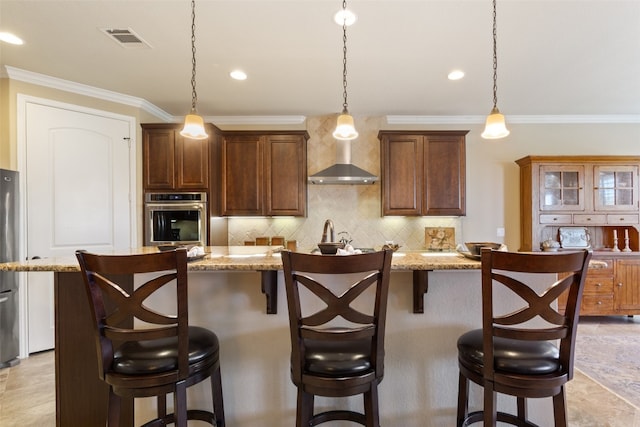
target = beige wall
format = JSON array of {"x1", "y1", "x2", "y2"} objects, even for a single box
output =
[{"x1": 2, "y1": 75, "x2": 639, "y2": 250}]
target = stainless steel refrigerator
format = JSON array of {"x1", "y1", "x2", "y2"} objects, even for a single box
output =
[{"x1": 0, "y1": 169, "x2": 20, "y2": 367}]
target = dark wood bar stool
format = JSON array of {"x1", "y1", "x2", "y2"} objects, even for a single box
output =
[
  {"x1": 456, "y1": 248, "x2": 591, "y2": 427},
  {"x1": 76, "y1": 249, "x2": 225, "y2": 427},
  {"x1": 281, "y1": 249, "x2": 393, "y2": 427}
]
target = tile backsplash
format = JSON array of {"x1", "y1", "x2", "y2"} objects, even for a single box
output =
[{"x1": 225, "y1": 115, "x2": 463, "y2": 251}]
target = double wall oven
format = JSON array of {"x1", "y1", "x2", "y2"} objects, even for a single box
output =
[{"x1": 144, "y1": 192, "x2": 208, "y2": 246}]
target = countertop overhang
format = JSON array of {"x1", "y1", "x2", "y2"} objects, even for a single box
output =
[
  {"x1": 0, "y1": 246, "x2": 480, "y2": 273},
  {"x1": 0, "y1": 246, "x2": 479, "y2": 315}
]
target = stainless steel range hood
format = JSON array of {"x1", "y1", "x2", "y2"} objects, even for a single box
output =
[{"x1": 308, "y1": 139, "x2": 378, "y2": 185}]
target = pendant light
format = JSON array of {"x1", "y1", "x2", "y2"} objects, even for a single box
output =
[
  {"x1": 180, "y1": 0, "x2": 208, "y2": 140},
  {"x1": 332, "y1": 0, "x2": 358, "y2": 141},
  {"x1": 481, "y1": 0, "x2": 510, "y2": 139}
]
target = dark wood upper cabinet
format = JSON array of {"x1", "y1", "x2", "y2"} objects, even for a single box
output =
[
  {"x1": 265, "y1": 134, "x2": 308, "y2": 216},
  {"x1": 221, "y1": 131, "x2": 309, "y2": 216},
  {"x1": 379, "y1": 130, "x2": 467, "y2": 216},
  {"x1": 221, "y1": 134, "x2": 263, "y2": 215},
  {"x1": 142, "y1": 123, "x2": 211, "y2": 191}
]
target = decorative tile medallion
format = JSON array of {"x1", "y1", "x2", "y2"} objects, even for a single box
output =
[{"x1": 425, "y1": 227, "x2": 456, "y2": 251}]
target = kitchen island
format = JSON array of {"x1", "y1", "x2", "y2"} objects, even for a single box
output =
[{"x1": 0, "y1": 247, "x2": 556, "y2": 427}]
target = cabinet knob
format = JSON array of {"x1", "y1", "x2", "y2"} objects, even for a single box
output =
[
  {"x1": 595, "y1": 282, "x2": 602, "y2": 287},
  {"x1": 617, "y1": 282, "x2": 623, "y2": 287},
  {"x1": 597, "y1": 301, "x2": 602, "y2": 305}
]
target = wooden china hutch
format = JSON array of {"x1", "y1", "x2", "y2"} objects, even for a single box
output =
[{"x1": 517, "y1": 155, "x2": 640, "y2": 316}]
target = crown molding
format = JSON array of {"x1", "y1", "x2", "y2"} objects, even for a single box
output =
[
  {"x1": 386, "y1": 114, "x2": 640, "y2": 125},
  {"x1": 202, "y1": 115, "x2": 307, "y2": 125},
  {"x1": 4, "y1": 66, "x2": 174, "y2": 121},
  {"x1": 168, "y1": 115, "x2": 307, "y2": 126},
  {"x1": 3, "y1": 66, "x2": 307, "y2": 126}
]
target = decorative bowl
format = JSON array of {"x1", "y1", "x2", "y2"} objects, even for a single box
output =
[
  {"x1": 317, "y1": 242, "x2": 345, "y2": 255},
  {"x1": 464, "y1": 242, "x2": 503, "y2": 256}
]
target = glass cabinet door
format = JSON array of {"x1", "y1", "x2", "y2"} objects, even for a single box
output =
[
  {"x1": 593, "y1": 165, "x2": 639, "y2": 211},
  {"x1": 539, "y1": 165, "x2": 585, "y2": 211}
]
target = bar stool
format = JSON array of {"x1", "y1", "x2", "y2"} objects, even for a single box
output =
[
  {"x1": 76, "y1": 249, "x2": 225, "y2": 427},
  {"x1": 456, "y1": 248, "x2": 591, "y2": 427},
  {"x1": 281, "y1": 249, "x2": 393, "y2": 427}
]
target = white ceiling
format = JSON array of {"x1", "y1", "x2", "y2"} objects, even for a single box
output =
[{"x1": 1, "y1": 0, "x2": 639, "y2": 121}]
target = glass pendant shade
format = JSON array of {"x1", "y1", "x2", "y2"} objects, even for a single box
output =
[
  {"x1": 180, "y1": 111, "x2": 208, "y2": 140},
  {"x1": 333, "y1": 112, "x2": 358, "y2": 140},
  {"x1": 481, "y1": 107, "x2": 510, "y2": 139}
]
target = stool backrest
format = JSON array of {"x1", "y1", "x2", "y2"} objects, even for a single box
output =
[
  {"x1": 281, "y1": 250, "x2": 393, "y2": 383},
  {"x1": 481, "y1": 248, "x2": 592, "y2": 381},
  {"x1": 75, "y1": 249, "x2": 190, "y2": 380}
]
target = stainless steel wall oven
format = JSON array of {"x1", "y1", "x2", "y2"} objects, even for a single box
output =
[{"x1": 144, "y1": 192, "x2": 208, "y2": 246}]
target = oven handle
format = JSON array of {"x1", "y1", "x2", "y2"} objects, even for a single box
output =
[{"x1": 144, "y1": 203, "x2": 207, "y2": 210}]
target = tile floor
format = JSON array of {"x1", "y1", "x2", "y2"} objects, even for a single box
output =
[{"x1": 0, "y1": 316, "x2": 638, "y2": 426}]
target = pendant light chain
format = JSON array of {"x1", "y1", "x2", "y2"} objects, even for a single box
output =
[
  {"x1": 491, "y1": 0, "x2": 498, "y2": 109},
  {"x1": 190, "y1": 0, "x2": 198, "y2": 111},
  {"x1": 481, "y1": 0, "x2": 509, "y2": 139},
  {"x1": 180, "y1": 0, "x2": 207, "y2": 140},
  {"x1": 332, "y1": 0, "x2": 358, "y2": 140},
  {"x1": 341, "y1": 0, "x2": 349, "y2": 113}
]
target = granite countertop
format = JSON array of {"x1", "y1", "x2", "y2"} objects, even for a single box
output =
[{"x1": 0, "y1": 246, "x2": 480, "y2": 273}]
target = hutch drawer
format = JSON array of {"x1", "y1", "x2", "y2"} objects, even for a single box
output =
[
  {"x1": 573, "y1": 214, "x2": 607, "y2": 224},
  {"x1": 607, "y1": 214, "x2": 639, "y2": 224},
  {"x1": 540, "y1": 214, "x2": 572, "y2": 224}
]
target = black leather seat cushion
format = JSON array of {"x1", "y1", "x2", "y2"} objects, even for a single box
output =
[
  {"x1": 457, "y1": 329, "x2": 560, "y2": 375},
  {"x1": 112, "y1": 326, "x2": 219, "y2": 375},
  {"x1": 304, "y1": 338, "x2": 372, "y2": 377}
]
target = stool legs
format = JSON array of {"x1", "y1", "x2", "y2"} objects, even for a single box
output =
[
  {"x1": 210, "y1": 366, "x2": 226, "y2": 426},
  {"x1": 174, "y1": 380, "x2": 188, "y2": 427},
  {"x1": 483, "y1": 386, "x2": 497, "y2": 427},
  {"x1": 108, "y1": 389, "x2": 122, "y2": 427},
  {"x1": 296, "y1": 390, "x2": 314, "y2": 427},
  {"x1": 457, "y1": 373, "x2": 469, "y2": 426},
  {"x1": 364, "y1": 386, "x2": 380, "y2": 427},
  {"x1": 552, "y1": 389, "x2": 568, "y2": 427}
]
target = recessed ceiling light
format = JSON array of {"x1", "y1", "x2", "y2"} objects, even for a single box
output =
[
  {"x1": 448, "y1": 70, "x2": 465, "y2": 80},
  {"x1": 230, "y1": 70, "x2": 247, "y2": 81},
  {"x1": 334, "y1": 9, "x2": 357, "y2": 26},
  {"x1": 0, "y1": 32, "x2": 24, "y2": 45}
]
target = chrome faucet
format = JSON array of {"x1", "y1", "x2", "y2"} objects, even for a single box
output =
[
  {"x1": 321, "y1": 219, "x2": 335, "y2": 243},
  {"x1": 337, "y1": 231, "x2": 352, "y2": 246}
]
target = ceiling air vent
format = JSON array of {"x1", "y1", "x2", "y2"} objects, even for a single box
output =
[{"x1": 100, "y1": 28, "x2": 151, "y2": 49}]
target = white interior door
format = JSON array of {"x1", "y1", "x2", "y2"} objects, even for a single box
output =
[{"x1": 24, "y1": 101, "x2": 135, "y2": 353}]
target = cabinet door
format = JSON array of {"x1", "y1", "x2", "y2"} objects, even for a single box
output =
[
  {"x1": 381, "y1": 135, "x2": 422, "y2": 216},
  {"x1": 615, "y1": 259, "x2": 640, "y2": 312},
  {"x1": 176, "y1": 134, "x2": 209, "y2": 189},
  {"x1": 593, "y1": 165, "x2": 639, "y2": 212},
  {"x1": 143, "y1": 128, "x2": 175, "y2": 190},
  {"x1": 539, "y1": 165, "x2": 584, "y2": 211},
  {"x1": 423, "y1": 134, "x2": 465, "y2": 216},
  {"x1": 222, "y1": 135, "x2": 263, "y2": 215},
  {"x1": 265, "y1": 134, "x2": 306, "y2": 216}
]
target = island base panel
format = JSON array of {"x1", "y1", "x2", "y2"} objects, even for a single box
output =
[{"x1": 55, "y1": 271, "x2": 133, "y2": 427}]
